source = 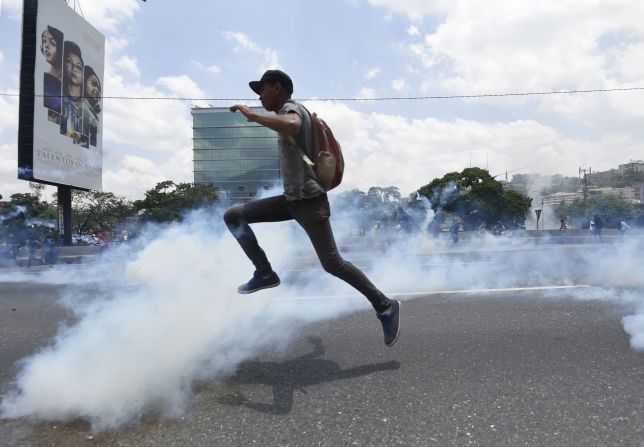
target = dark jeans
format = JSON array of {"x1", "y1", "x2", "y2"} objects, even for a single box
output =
[{"x1": 223, "y1": 194, "x2": 391, "y2": 313}]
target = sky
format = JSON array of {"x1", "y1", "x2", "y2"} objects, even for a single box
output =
[{"x1": 1, "y1": 0, "x2": 644, "y2": 201}]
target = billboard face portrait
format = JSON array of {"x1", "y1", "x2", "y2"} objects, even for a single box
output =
[
  {"x1": 40, "y1": 24, "x2": 63, "y2": 117},
  {"x1": 30, "y1": 0, "x2": 105, "y2": 190}
]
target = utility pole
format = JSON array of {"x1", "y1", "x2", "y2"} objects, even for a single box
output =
[{"x1": 579, "y1": 166, "x2": 590, "y2": 201}]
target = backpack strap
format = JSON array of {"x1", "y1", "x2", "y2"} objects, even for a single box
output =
[
  {"x1": 288, "y1": 136, "x2": 315, "y2": 166},
  {"x1": 288, "y1": 103, "x2": 316, "y2": 166}
]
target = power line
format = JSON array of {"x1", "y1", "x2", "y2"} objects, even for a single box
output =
[{"x1": 1, "y1": 86, "x2": 643, "y2": 102}]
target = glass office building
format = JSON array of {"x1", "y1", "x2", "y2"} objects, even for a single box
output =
[{"x1": 192, "y1": 107, "x2": 279, "y2": 203}]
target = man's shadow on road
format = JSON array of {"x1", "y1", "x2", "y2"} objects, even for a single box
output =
[{"x1": 217, "y1": 336, "x2": 400, "y2": 415}]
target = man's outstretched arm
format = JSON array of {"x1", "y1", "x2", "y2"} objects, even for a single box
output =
[{"x1": 230, "y1": 104, "x2": 301, "y2": 137}]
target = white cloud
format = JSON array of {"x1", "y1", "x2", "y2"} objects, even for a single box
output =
[
  {"x1": 407, "y1": 25, "x2": 420, "y2": 37},
  {"x1": 190, "y1": 60, "x2": 221, "y2": 76},
  {"x1": 106, "y1": 36, "x2": 131, "y2": 55},
  {"x1": 101, "y1": 68, "x2": 196, "y2": 158},
  {"x1": 357, "y1": 87, "x2": 376, "y2": 99},
  {"x1": 1, "y1": 0, "x2": 22, "y2": 20},
  {"x1": 156, "y1": 75, "x2": 205, "y2": 99},
  {"x1": 0, "y1": 90, "x2": 18, "y2": 137},
  {"x1": 391, "y1": 78, "x2": 406, "y2": 91},
  {"x1": 0, "y1": 50, "x2": 4, "y2": 65},
  {"x1": 102, "y1": 146, "x2": 195, "y2": 200},
  {"x1": 405, "y1": 2, "x2": 644, "y2": 94},
  {"x1": 365, "y1": 68, "x2": 381, "y2": 80},
  {"x1": 0, "y1": 143, "x2": 25, "y2": 197},
  {"x1": 77, "y1": 0, "x2": 140, "y2": 34},
  {"x1": 123, "y1": 154, "x2": 156, "y2": 173},
  {"x1": 207, "y1": 65, "x2": 221, "y2": 75},
  {"x1": 222, "y1": 31, "x2": 281, "y2": 72},
  {"x1": 1, "y1": 0, "x2": 22, "y2": 11},
  {"x1": 114, "y1": 55, "x2": 140, "y2": 78},
  {"x1": 611, "y1": 41, "x2": 644, "y2": 83},
  {"x1": 103, "y1": 154, "x2": 190, "y2": 199},
  {"x1": 368, "y1": 0, "x2": 450, "y2": 20}
]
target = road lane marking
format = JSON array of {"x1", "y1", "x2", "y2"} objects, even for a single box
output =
[
  {"x1": 287, "y1": 260, "x2": 496, "y2": 273},
  {"x1": 274, "y1": 284, "x2": 592, "y2": 301}
]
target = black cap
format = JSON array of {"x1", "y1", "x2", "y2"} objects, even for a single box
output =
[{"x1": 249, "y1": 70, "x2": 293, "y2": 95}]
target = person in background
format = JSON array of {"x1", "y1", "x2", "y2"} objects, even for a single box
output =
[
  {"x1": 587, "y1": 217, "x2": 597, "y2": 243},
  {"x1": 26, "y1": 238, "x2": 40, "y2": 268},
  {"x1": 42, "y1": 236, "x2": 54, "y2": 267},
  {"x1": 430, "y1": 221, "x2": 441, "y2": 239},
  {"x1": 593, "y1": 214, "x2": 603, "y2": 242},
  {"x1": 619, "y1": 219, "x2": 631, "y2": 242},
  {"x1": 478, "y1": 222, "x2": 487, "y2": 237},
  {"x1": 96, "y1": 233, "x2": 109, "y2": 255},
  {"x1": 450, "y1": 218, "x2": 461, "y2": 244},
  {"x1": 492, "y1": 221, "x2": 505, "y2": 236}
]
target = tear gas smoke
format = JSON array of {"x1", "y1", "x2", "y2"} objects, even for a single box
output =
[
  {"x1": 1, "y1": 193, "x2": 643, "y2": 431},
  {"x1": 0, "y1": 205, "x2": 28, "y2": 223}
]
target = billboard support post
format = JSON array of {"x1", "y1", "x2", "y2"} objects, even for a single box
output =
[{"x1": 57, "y1": 185, "x2": 72, "y2": 245}]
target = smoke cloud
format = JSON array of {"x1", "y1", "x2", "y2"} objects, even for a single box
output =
[{"x1": 1, "y1": 194, "x2": 643, "y2": 431}]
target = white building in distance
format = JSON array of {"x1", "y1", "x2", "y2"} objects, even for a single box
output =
[{"x1": 618, "y1": 160, "x2": 644, "y2": 176}]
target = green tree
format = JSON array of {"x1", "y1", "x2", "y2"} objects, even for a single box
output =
[
  {"x1": 5, "y1": 192, "x2": 54, "y2": 218},
  {"x1": 367, "y1": 186, "x2": 401, "y2": 204},
  {"x1": 418, "y1": 167, "x2": 532, "y2": 230},
  {"x1": 29, "y1": 182, "x2": 46, "y2": 199},
  {"x1": 554, "y1": 193, "x2": 635, "y2": 229},
  {"x1": 70, "y1": 190, "x2": 135, "y2": 235},
  {"x1": 0, "y1": 192, "x2": 57, "y2": 241},
  {"x1": 134, "y1": 181, "x2": 218, "y2": 223}
]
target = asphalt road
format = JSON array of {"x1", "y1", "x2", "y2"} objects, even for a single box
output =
[{"x1": 0, "y1": 269, "x2": 643, "y2": 446}]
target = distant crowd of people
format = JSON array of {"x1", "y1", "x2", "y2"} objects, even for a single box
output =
[
  {"x1": 0, "y1": 230, "x2": 131, "y2": 268},
  {"x1": 0, "y1": 236, "x2": 58, "y2": 268}
]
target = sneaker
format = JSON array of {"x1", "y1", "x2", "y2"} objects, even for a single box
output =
[
  {"x1": 237, "y1": 270, "x2": 281, "y2": 294},
  {"x1": 377, "y1": 299, "x2": 401, "y2": 347}
]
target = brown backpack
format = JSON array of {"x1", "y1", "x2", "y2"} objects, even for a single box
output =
[{"x1": 292, "y1": 108, "x2": 345, "y2": 191}]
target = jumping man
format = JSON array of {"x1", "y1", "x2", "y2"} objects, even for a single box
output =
[{"x1": 225, "y1": 70, "x2": 401, "y2": 346}]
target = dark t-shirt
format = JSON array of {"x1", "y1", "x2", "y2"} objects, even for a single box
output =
[
  {"x1": 277, "y1": 100, "x2": 326, "y2": 201},
  {"x1": 594, "y1": 216, "x2": 603, "y2": 229}
]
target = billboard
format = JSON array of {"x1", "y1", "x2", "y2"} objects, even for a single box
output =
[{"x1": 18, "y1": 0, "x2": 105, "y2": 190}]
